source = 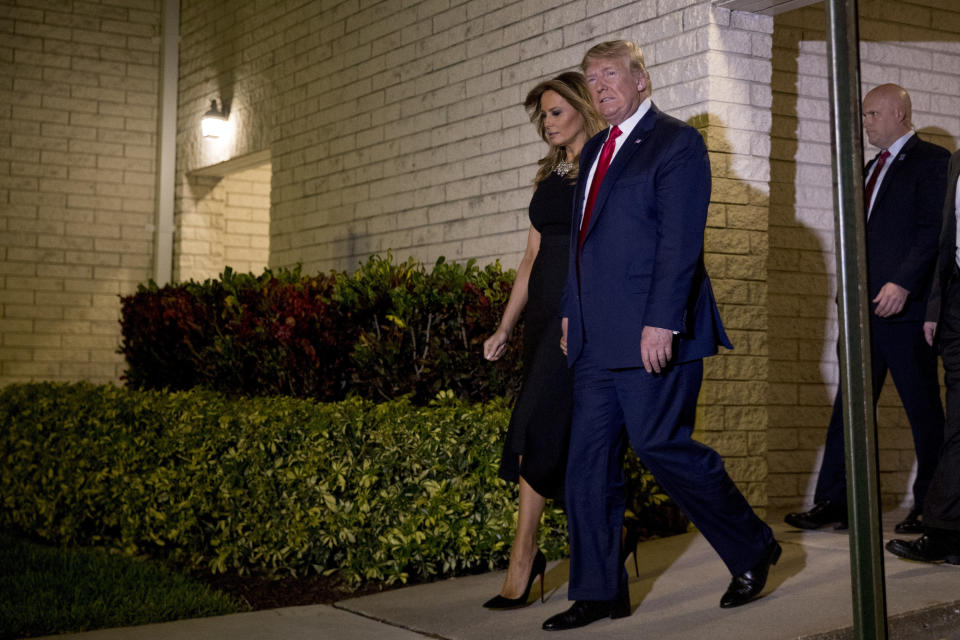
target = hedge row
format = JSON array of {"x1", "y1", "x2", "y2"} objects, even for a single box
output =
[
  {"x1": 0, "y1": 383, "x2": 683, "y2": 586},
  {"x1": 0, "y1": 383, "x2": 567, "y2": 585},
  {"x1": 119, "y1": 256, "x2": 522, "y2": 405}
]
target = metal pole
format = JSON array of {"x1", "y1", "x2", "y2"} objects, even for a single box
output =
[{"x1": 823, "y1": 0, "x2": 888, "y2": 638}]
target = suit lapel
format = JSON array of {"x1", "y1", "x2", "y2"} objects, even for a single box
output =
[
  {"x1": 575, "y1": 134, "x2": 603, "y2": 223},
  {"x1": 869, "y1": 134, "x2": 917, "y2": 218},
  {"x1": 946, "y1": 156, "x2": 960, "y2": 258},
  {"x1": 579, "y1": 104, "x2": 660, "y2": 244}
]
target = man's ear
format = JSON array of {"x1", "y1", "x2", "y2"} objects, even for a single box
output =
[{"x1": 635, "y1": 72, "x2": 647, "y2": 94}]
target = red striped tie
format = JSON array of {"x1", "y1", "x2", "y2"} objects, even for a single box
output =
[
  {"x1": 578, "y1": 126, "x2": 622, "y2": 253},
  {"x1": 864, "y1": 149, "x2": 890, "y2": 216}
]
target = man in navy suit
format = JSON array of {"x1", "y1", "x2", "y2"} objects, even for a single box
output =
[
  {"x1": 784, "y1": 84, "x2": 947, "y2": 535},
  {"x1": 886, "y1": 149, "x2": 960, "y2": 564},
  {"x1": 543, "y1": 40, "x2": 779, "y2": 632}
]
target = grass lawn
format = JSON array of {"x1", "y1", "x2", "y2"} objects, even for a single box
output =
[{"x1": 0, "y1": 532, "x2": 244, "y2": 639}]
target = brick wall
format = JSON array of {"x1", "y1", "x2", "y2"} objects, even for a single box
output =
[
  {"x1": 0, "y1": 0, "x2": 160, "y2": 384},
  {"x1": 175, "y1": 161, "x2": 271, "y2": 282},
  {"x1": 172, "y1": 0, "x2": 776, "y2": 506},
  {"x1": 768, "y1": 0, "x2": 960, "y2": 509},
  {"x1": 698, "y1": 8, "x2": 774, "y2": 509},
  {"x1": 8, "y1": 0, "x2": 959, "y2": 513},
  {"x1": 174, "y1": 0, "x2": 276, "y2": 282},
  {"x1": 172, "y1": 0, "x2": 773, "y2": 272},
  {"x1": 176, "y1": 173, "x2": 222, "y2": 281},
  {"x1": 222, "y1": 164, "x2": 270, "y2": 276}
]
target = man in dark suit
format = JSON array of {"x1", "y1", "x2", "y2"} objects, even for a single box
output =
[
  {"x1": 784, "y1": 84, "x2": 947, "y2": 534},
  {"x1": 543, "y1": 40, "x2": 779, "y2": 632},
  {"x1": 886, "y1": 149, "x2": 960, "y2": 564}
]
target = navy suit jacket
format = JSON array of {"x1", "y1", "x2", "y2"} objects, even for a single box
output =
[
  {"x1": 561, "y1": 103, "x2": 732, "y2": 369},
  {"x1": 865, "y1": 133, "x2": 948, "y2": 324},
  {"x1": 925, "y1": 149, "x2": 960, "y2": 326}
]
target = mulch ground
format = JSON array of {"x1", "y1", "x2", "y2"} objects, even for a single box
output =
[{"x1": 194, "y1": 571, "x2": 402, "y2": 610}]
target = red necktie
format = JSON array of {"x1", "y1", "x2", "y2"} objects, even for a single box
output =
[
  {"x1": 578, "y1": 126, "x2": 622, "y2": 252},
  {"x1": 864, "y1": 149, "x2": 890, "y2": 215}
]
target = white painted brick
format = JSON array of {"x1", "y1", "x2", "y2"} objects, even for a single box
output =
[
  {"x1": 432, "y1": 3, "x2": 467, "y2": 32},
  {"x1": 659, "y1": 0, "x2": 702, "y2": 13},
  {"x1": 683, "y1": 3, "x2": 721, "y2": 30},
  {"x1": 647, "y1": 28, "x2": 699, "y2": 66},
  {"x1": 11, "y1": 0, "x2": 958, "y2": 507}
]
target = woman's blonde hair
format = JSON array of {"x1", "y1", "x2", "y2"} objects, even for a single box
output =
[{"x1": 524, "y1": 71, "x2": 606, "y2": 184}]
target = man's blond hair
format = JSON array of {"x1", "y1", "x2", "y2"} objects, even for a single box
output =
[{"x1": 580, "y1": 40, "x2": 652, "y2": 95}]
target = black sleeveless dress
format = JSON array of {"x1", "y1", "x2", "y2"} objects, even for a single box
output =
[{"x1": 498, "y1": 170, "x2": 575, "y2": 501}]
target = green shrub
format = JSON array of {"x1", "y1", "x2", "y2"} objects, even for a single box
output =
[
  {"x1": 0, "y1": 383, "x2": 567, "y2": 586},
  {"x1": 120, "y1": 266, "x2": 350, "y2": 400},
  {"x1": 334, "y1": 255, "x2": 521, "y2": 403},
  {"x1": 119, "y1": 282, "x2": 215, "y2": 392},
  {"x1": 1, "y1": 383, "x2": 681, "y2": 586},
  {"x1": 118, "y1": 257, "x2": 522, "y2": 405}
]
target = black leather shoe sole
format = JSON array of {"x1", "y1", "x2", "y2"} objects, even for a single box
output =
[
  {"x1": 894, "y1": 520, "x2": 924, "y2": 535},
  {"x1": 542, "y1": 591, "x2": 630, "y2": 631},
  {"x1": 783, "y1": 501, "x2": 843, "y2": 530},
  {"x1": 719, "y1": 541, "x2": 782, "y2": 609},
  {"x1": 886, "y1": 538, "x2": 960, "y2": 565}
]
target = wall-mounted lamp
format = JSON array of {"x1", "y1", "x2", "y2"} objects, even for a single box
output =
[{"x1": 201, "y1": 99, "x2": 228, "y2": 138}]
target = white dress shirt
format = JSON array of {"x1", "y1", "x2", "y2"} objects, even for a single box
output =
[
  {"x1": 953, "y1": 173, "x2": 960, "y2": 268},
  {"x1": 579, "y1": 98, "x2": 653, "y2": 229},
  {"x1": 865, "y1": 129, "x2": 914, "y2": 217}
]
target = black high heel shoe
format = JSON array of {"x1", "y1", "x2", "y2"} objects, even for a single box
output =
[
  {"x1": 620, "y1": 525, "x2": 641, "y2": 576},
  {"x1": 482, "y1": 549, "x2": 547, "y2": 609}
]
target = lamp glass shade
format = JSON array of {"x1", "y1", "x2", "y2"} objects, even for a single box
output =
[{"x1": 202, "y1": 100, "x2": 227, "y2": 138}]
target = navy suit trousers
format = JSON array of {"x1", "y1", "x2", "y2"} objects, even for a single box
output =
[
  {"x1": 815, "y1": 319, "x2": 944, "y2": 510},
  {"x1": 565, "y1": 344, "x2": 775, "y2": 601},
  {"x1": 925, "y1": 275, "x2": 960, "y2": 530}
]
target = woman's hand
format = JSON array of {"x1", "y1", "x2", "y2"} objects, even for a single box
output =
[{"x1": 484, "y1": 328, "x2": 511, "y2": 361}]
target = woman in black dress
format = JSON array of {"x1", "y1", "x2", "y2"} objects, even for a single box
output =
[{"x1": 482, "y1": 72, "x2": 605, "y2": 609}]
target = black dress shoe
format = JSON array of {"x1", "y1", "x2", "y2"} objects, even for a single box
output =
[
  {"x1": 719, "y1": 541, "x2": 782, "y2": 609},
  {"x1": 542, "y1": 590, "x2": 630, "y2": 631},
  {"x1": 894, "y1": 507, "x2": 924, "y2": 535},
  {"x1": 886, "y1": 532, "x2": 960, "y2": 565},
  {"x1": 783, "y1": 500, "x2": 844, "y2": 530}
]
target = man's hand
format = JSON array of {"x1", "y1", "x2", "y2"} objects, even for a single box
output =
[
  {"x1": 873, "y1": 282, "x2": 909, "y2": 318},
  {"x1": 641, "y1": 326, "x2": 673, "y2": 374},
  {"x1": 924, "y1": 321, "x2": 938, "y2": 347},
  {"x1": 561, "y1": 317, "x2": 568, "y2": 356}
]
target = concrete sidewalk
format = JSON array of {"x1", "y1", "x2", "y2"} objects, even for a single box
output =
[{"x1": 39, "y1": 509, "x2": 960, "y2": 640}]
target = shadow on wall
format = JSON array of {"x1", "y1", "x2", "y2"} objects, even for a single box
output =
[
  {"x1": 177, "y1": 157, "x2": 272, "y2": 283},
  {"x1": 684, "y1": 114, "x2": 773, "y2": 512},
  {"x1": 178, "y1": 174, "x2": 225, "y2": 283},
  {"x1": 766, "y1": 4, "x2": 960, "y2": 511},
  {"x1": 917, "y1": 127, "x2": 957, "y2": 155},
  {"x1": 767, "y1": 20, "x2": 833, "y2": 512}
]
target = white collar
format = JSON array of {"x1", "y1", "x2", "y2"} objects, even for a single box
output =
[
  {"x1": 876, "y1": 130, "x2": 915, "y2": 161},
  {"x1": 607, "y1": 97, "x2": 652, "y2": 140}
]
